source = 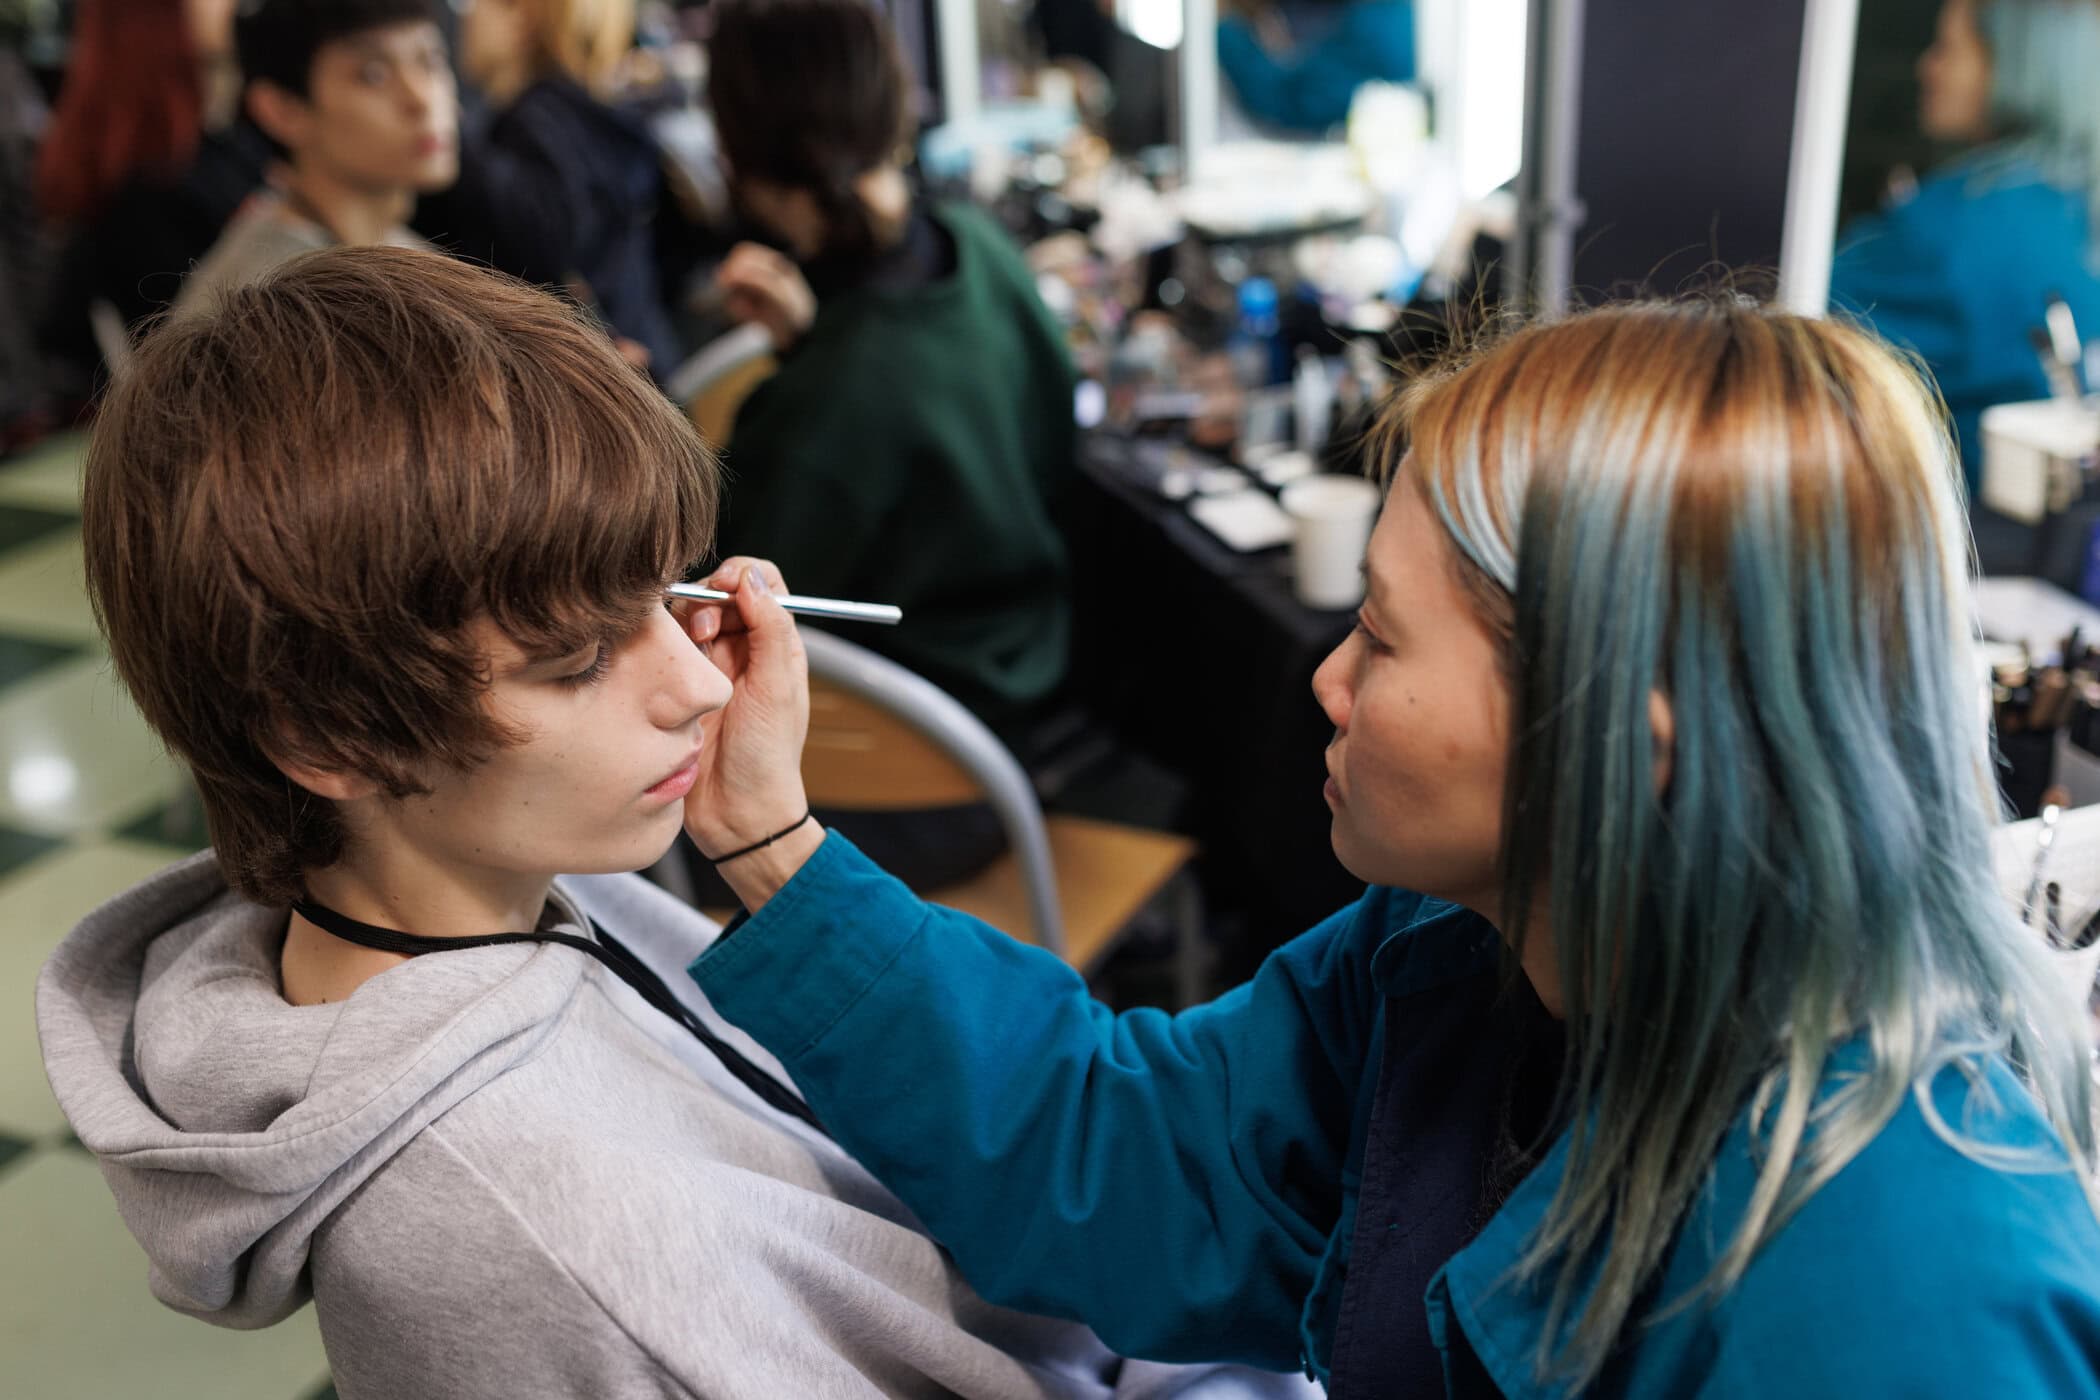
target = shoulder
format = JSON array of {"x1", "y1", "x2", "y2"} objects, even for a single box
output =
[
  {"x1": 1706, "y1": 1061, "x2": 2100, "y2": 1395},
  {"x1": 1910, "y1": 156, "x2": 2089, "y2": 244},
  {"x1": 177, "y1": 197, "x2": 327, "y2": 310},
  {"x1": 932, "y1": 201, "x2": 1037, "y2": 292}
]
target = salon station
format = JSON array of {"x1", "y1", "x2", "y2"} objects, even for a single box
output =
[{"x1": 3, "y1": 0, "x2": 2100, "y2": 1395}]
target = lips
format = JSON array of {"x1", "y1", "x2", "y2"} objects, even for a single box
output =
[{"x1": 645, "y1": 749, "x2": 703, "y2": 800}]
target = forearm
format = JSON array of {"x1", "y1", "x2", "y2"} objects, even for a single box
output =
[{"x1": 693, "y1": 832, "x2": 1373, "y2": 1366}]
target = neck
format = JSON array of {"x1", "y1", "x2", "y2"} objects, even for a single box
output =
[
  {"x1": 478, "y1": 56, "x2": 541, "y2": 108},
  {"x1": 859, "y1": 167, "x2": 912, "y2": 250},
  {"x1": 281, "y1": 838, "x2": 555, "y2": 1006},
  {"x1": 285, "y1": 163, "x2": 411, "y2": 246},
  {"x1": 201, "y1": 57, "x2": 242, "y2": 130},
  {"x1": 1470, "y1": 885, "x2": 1563, "y2": 1019}
]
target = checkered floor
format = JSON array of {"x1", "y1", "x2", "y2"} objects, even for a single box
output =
[{"x1": 0, "y1": 433, "x2": 335, "y2": 1398}]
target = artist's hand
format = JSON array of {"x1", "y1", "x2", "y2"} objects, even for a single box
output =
[
  {"x1": 717, "y1": 243, "x2": 817, "y2": 351},
  {"x1": 679, "y1": 558, "x2": 822, "y2": 905}
]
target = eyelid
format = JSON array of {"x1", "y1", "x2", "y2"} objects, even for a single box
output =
[{"x1": 556, "y1": 645, "x2": 612, "y2": 688}]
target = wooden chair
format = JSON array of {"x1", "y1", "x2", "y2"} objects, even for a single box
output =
[
  {"x1": 667, "y1": 322, "x2": 776, "y2": 445},
  {"x1": 737, "y1": 630, "x2": 1203, "y2": 995}
]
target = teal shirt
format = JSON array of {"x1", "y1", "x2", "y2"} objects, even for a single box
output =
[
  {"x1": 719, "y1": 202, "x2": 1076, "y2": 739},
  {"x1": 1829, "y1": 156, "x2": 2100, "y2": 483},
  {"x1": 693, "y1": 833, "x2": 2100, "y2": 1395}
]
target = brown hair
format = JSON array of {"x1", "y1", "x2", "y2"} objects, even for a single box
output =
[
  {"x1": 706, "y1": 0, "x2": 915, "y2": 263},
  {"x1": 83, "y1": 246, "x2": 718, "y2": 905}
]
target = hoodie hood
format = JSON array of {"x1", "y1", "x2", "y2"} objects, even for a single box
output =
[{"x1": 34, "y1": 850, "x2": 592, "y2": 1328}]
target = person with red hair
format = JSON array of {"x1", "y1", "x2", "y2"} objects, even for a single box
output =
[{"x1": 33, "y1": 0, "x2": 266, "y2": 391}]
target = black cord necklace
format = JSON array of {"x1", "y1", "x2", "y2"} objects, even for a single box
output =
[{"x1": 290, "y1": 896, "x2": 826, "y2": 1137}]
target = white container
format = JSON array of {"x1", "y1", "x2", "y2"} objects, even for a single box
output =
[
  {"x1": 1280, "y1": 475, "x2": 1382, "y2": 609},
  {"x1": 1980, "y1": 398, "x2": 2098, "y2": 525}
]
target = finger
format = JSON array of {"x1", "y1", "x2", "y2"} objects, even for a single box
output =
[
  {"x1": 684, "y1": 603, "x2": 721, "y2": 645},
  {"x1": 733, "y1": 565, "x2": 806, "y2": 679},
  {"x1": 708, "y1": 555, "x2": 790, "y2": 594}
]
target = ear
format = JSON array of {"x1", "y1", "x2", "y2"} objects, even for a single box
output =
[
  {"x1": 245, "y1": 79, "x2": 312, "y2": 153},
  {"x1": 1648, "y1": 688, "x2": 1675, "y2": 797},
  {"x1": 263, "y1": 731, "x2": 383, "y2": 803}
]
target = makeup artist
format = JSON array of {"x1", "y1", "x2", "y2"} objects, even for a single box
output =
[
  {"x1": 1830, "y1": 0, "x2": 2100, "y2": 492},
  {"x1": 683, "y1": 301, "x2": 2100, "y2": 1397}
]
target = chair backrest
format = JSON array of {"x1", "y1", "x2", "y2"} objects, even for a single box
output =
[
  {"x1": 799, "y1": 628, "x2": 1065, "y2": 955},
  {"x1": 669, "y1": 322, "x2": 776, "y2": 444}
]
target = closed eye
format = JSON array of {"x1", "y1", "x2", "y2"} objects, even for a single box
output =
[{"x1": 554, "y1": 645, "x2": 612, "y2": 689}]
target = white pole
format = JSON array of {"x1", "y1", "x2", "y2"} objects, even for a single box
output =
[
  {"x1": 1180, "y1": 0, "x2": 1219, "y2": 180},
  {"x1": 1533, "y1": 0, "x2": 1585, "y2": 317},
  {"x1": 1778, "y1": 0, "x2": 1861, "y2": 316},
  {"x1": 936, "y1": 0, "x2": 981, "y2": 130}
]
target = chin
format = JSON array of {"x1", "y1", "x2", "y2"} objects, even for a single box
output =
[
  {"x1": 1328, "y1": 821, "x2": 1394, "y2": 889},
  {"x1": 414, "y1": 159, "x2": 459, "y2": 191},
  {"x1": 567, "y1": 818, "x2": 688, "y2": 878}
]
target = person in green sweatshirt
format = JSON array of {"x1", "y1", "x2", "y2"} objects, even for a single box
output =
[{"x1": 705, "y1": 0, "x2": 1077, "y2": 757}]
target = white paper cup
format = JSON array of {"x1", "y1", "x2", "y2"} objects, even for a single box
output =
[{"x1": 1280, "y1": 475, "x2": 1381, "y2": 609}]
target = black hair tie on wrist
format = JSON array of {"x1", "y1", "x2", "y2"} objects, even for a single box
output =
[{"x1": 705, "y1": 810, "x2": 813, "y2": 866}]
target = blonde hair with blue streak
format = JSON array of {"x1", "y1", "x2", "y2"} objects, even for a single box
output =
[{"x1": 1383, "y1": 300, "x2": 2100, "y2": 1388}]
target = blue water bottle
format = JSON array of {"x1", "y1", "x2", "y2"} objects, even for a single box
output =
[{"x1": 1230, "y1": 277, "x2": 1286, "y2": 388}]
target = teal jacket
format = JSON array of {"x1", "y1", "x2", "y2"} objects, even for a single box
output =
[
  {"x1": 692, "y1": 833, "x2": 2100, "y2": 1396},
  {"x1": 1829, "y1": 155, "x2": 2100, "y2": 483},
  {"x1": 1218, "y1": 1, "x2": 1416, "y2": 133}
]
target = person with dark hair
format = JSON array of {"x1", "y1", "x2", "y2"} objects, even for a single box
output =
[
  {"x1": 36, "y1": 244, "x2": 1311, "y2": 1400},
  {"x1": 706, "y1": 0, "x2": 1076, "y2": 753},
  {"x1": 175, "y1": 0, "x2": 458, "y2": 311}
]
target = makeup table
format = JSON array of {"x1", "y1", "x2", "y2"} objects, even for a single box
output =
[{"x1": 1067, "y1": 431, "x2": 1365, "y2": 959}]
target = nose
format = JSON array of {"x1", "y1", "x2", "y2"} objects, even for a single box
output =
[
  {"x1": 402, "y1": 62, "x2": 452, "y2": 121},
  {"x1": 1312, "y1": 631, "x2": 1355, "y2": 734},
  {"x1": 645, "y1": 607, "x2": 732, "y2": 729}
]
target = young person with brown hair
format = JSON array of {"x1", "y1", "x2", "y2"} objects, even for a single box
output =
[{"x1": 36, "y1": 245, "x2": 1307, "y2": 1400}]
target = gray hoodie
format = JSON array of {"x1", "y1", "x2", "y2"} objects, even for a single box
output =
[{"x1": 37, "y1": 852, "x2": 1312, "y2": 1400}]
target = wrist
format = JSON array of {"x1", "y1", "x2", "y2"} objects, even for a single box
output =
[
  {"x1": 688, "y1": 785, "x2": 812, "y2": 858},
  {"x1": 715, "y1": 819, "x2": 827, "y2": 912}
]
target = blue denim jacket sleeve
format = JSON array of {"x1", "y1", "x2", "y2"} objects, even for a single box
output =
[{"x1": 690, "y1": 831, "x2": 1402, "y2": 1369}]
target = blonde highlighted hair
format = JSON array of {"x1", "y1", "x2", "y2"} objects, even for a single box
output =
[{"x1": 1374, "y1": 300, "x2": 2098, "y2": 1386}]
